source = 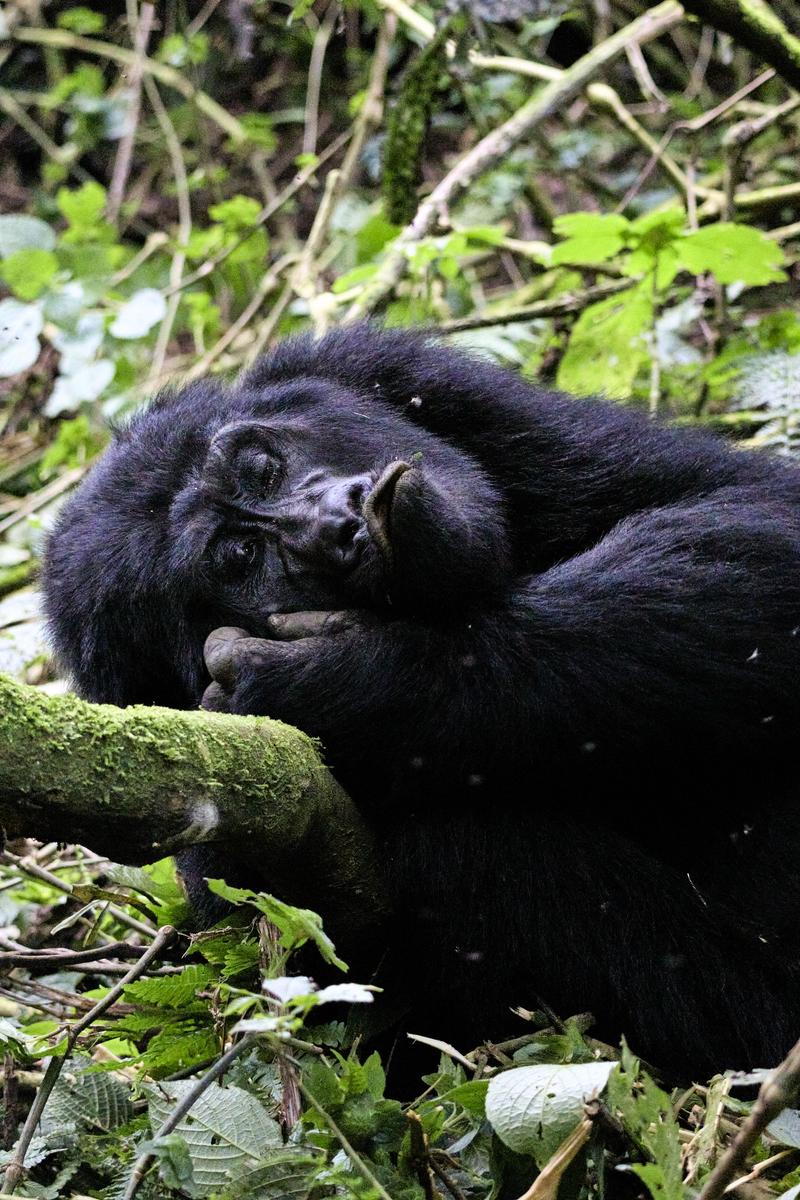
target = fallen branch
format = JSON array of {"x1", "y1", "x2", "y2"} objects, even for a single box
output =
[{"x1": 0, "y1": 674, "x2": 386, "y2": 939}]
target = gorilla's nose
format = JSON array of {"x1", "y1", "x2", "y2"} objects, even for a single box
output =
[{"x1": 314, "y1": 477, "x2": 368, "y2": 568}]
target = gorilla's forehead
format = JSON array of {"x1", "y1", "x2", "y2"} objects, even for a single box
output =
[{"x1": 123, "y1": 374, "x2": 424, "y2": 485}]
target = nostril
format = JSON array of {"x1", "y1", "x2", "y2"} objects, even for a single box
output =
[{"x1": 336, "y1": 516, "x2": 360, "y2": 547}]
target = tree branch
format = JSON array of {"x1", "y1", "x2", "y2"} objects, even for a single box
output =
[
  {"x1": 0, "y1": 675, "x2": 386, "y2": 938},
  {"x1": 680, "y1": 0, "x2": 800, "y2": 91}
]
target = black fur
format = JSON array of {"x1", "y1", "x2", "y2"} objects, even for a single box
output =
[{"x1": 43, "y1": 325, "x2": 800, "y2": 1076}]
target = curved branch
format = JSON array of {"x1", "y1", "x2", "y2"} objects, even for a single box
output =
[{"x1": 0, "y1": 675, "x2": 386, "y2": 938}]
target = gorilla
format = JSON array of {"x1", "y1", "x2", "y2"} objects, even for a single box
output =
[{"x1": 43, "y1": 324, "x2": 800, "y2": 1078}]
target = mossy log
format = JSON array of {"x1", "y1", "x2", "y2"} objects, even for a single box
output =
[{"x1": 0, "y1": 674, "x2": 386, "y2": 937}]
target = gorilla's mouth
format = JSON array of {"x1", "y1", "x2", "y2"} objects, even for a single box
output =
[{"x1": 363, "y1": 460, "x2": 412, "y2": 564}]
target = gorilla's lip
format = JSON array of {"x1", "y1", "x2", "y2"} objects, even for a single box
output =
[{"x1": 363, "y1": 460, "x2": 412, "y2": 563}]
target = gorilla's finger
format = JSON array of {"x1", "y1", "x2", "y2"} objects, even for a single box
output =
[
  {"x1": 266, "y1": 611, "x2": 361, "y2": 640},
  {"x1": 364, "y1": 460, "x2": 412, "y2": 561},
  {"x1": 201, "y1": 681, "x2": 232, "y2": 712},
  {"x1": 204, "y1": 626, "x2": 251, "y2": 688}
]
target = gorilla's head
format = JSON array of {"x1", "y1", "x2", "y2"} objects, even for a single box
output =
[{"x1": 44, "y1": 372, "x2": 509, "y2": 707}]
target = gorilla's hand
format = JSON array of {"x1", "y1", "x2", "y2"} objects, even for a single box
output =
[
  {"x1": 200, "y1": 609, "x2": 511, "y2": 793},
  {"x1": 201, "y1": 613, "x2": 378, "y2": 716}
]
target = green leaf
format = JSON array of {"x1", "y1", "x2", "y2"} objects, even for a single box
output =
[
  {"x1": 42, "y1": 1063, "x2": 133, "y2": 1133},
  {"x1": 606, "y1": 1047, "x2": 684, "y2": 1200},
  {"x1": 238, "y1": 113, "x2": 277, "y2": 153},
  {"x1": 679, "y1": 223, "x2": 785, "y2": 285},
  {"x1": 207, "y1": 880, "x2": 346, "y2": 970},
  {"x1": 0, "y1": 249, "x2": 58, "y2": 300},
  {"x1": 557, "y1": 282, "x2": 653, "y2": 399},
  {"x1": 56, "y1": 6, "x2": 106, "y2": 33},
  {"x1": 439, "y1": 1079, "x2": 489, "y2": 1116},
  {"x1": 143, "y1": 1133, "x2": 197, "y2": 1194},
  {"x1": 139, "y1": 1025, "x2": 220, "y2": 1078},
  {"x1": 332, "y1": 262, "x2": 379, "y2": 293},
  {"x1": 303, "y1": 1060, "x2": 345, "y2": 1110},
  {"x1": 51, "y1": 63, "x2": 106, "y2": 103},
  {"x1": 486, "y1": 1061, "x2": 614, "y2": 1166},
  {"x1": 0, "y1": 214, "x2": 56, "y2": 256},
  {"x1": 158, "y1": 31, "x2": 209, "y2": 66},
  {"x1": 57, "y1": 180, "x2": 106, "y2": 227},
  {"x1": 209, "y1": 195, "x2": 262, "y2": 230},
  {"x1": 124, "y1": 965, "x2": 216, "y2": 1008},
  {"x1": 147, "y1": 1081, "x2": 282, "y2": 1196},
  {"x1": 552, "y1": 212, "x2": 630, "y2": 266}
]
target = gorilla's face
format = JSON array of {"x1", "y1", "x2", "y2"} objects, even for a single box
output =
[
  {"x1": 165, "y1": 379, "x2": 497, "y2": 632},
  {"x1": 45, "y1": 375, "x2": 510, "y2": 704}
]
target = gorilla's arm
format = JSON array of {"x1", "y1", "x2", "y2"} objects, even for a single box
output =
[
  {"x1": 243, "y1": 325, "x2": 778, "y2": 565},
  {"x1": 203, "y1": 484, "x2": 800, "y2": 798}
]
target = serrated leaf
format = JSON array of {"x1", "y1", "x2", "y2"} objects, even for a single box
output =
[
  {"x1": 140, "y1": 1025, "x2": 220, "y2": 1078},
  {"x1": 124, "y1": 964, "x2": 216, "y2": 1007},
  {"x1": 218, "y1": 1148, "x2": 325, "y2": 1199},
  {"x1": 207, "y1": 880, "x2": 346, "y2": 970},
  {"x1": 40, "y1": 1063, "x2": 133, "y2": 1134},
  {"x1": 147, "y1": 1081, "x2": 282, "y2": 1197},
  {"x1": 552, "y1": 212, "x2": 630, "y2": 266},
  {"x1": 0, "y1": 214, "x2": 56, "y2": 256},
  {"x1": 57, "y1": 180, "x2": 107, "y2": 230},
  {"x1": 557, "y1": 283, "x2": 653, "y2": 399},
  {"x1": 0, "y1": 248, "x2": 58, "y2": 300},
  {"x1": 0, "y1": 298, "x2": 43, "y2": 377},
  {"x1": 486, "y1": 1061, "x2": 614, "y2": 1165},
  {"x1": 679, "y1": 223, "x2": 785, "y2": 285},
  {"x1": 109, "y1": 288, "x2": 167, "y2": 339}
]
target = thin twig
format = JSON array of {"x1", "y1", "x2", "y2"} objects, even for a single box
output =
[
  {"x1": 1, "y1": 927, "x2": 176, "y2": 1196},
  {"x1": 122, "y1": 1033, "x2": 256, "y2": 1200},
  {"x1": 245, "y1": 279, "x2": 295, "y2": 365},
  {"x1": 336, "y1": 12, "x2": 396, "y2": 195},
  {"x1": 163, "y1": 130, "x2": 351, "y2": 297},
  {"x1": 303, "y1": 3, "x2": 337, "y2": 157},
  {"x1": 11, "y1": 26, "x2": 245, "y2": 141},
  {"x1": 0, "y1": 849, "x2": 155, "y2": 938},
  {"x1": 0, "y1": 940, "x2": 145, "y2": 968},
  {"x1": 107, "y1": 3, "x2": 155, "y2": 225},
  {"x1": 142, "y1": 76, "x2": 191, "y2": 386},
  {"x1": 437, "y1": 279, "x2": 637, "y2": 333}
]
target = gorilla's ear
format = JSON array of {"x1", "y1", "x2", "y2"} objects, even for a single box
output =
[{"x1": 203, "y1": 420, "x2": 281, "y2": 498}]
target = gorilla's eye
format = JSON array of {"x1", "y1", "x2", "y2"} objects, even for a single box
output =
[{"x1": 214, "y1": 538, "x2": 260, "y2": 577}]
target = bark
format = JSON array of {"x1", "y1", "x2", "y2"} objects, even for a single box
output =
[{"x1": 0, "y1": 674, "x2": 386, "y2": 938}]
